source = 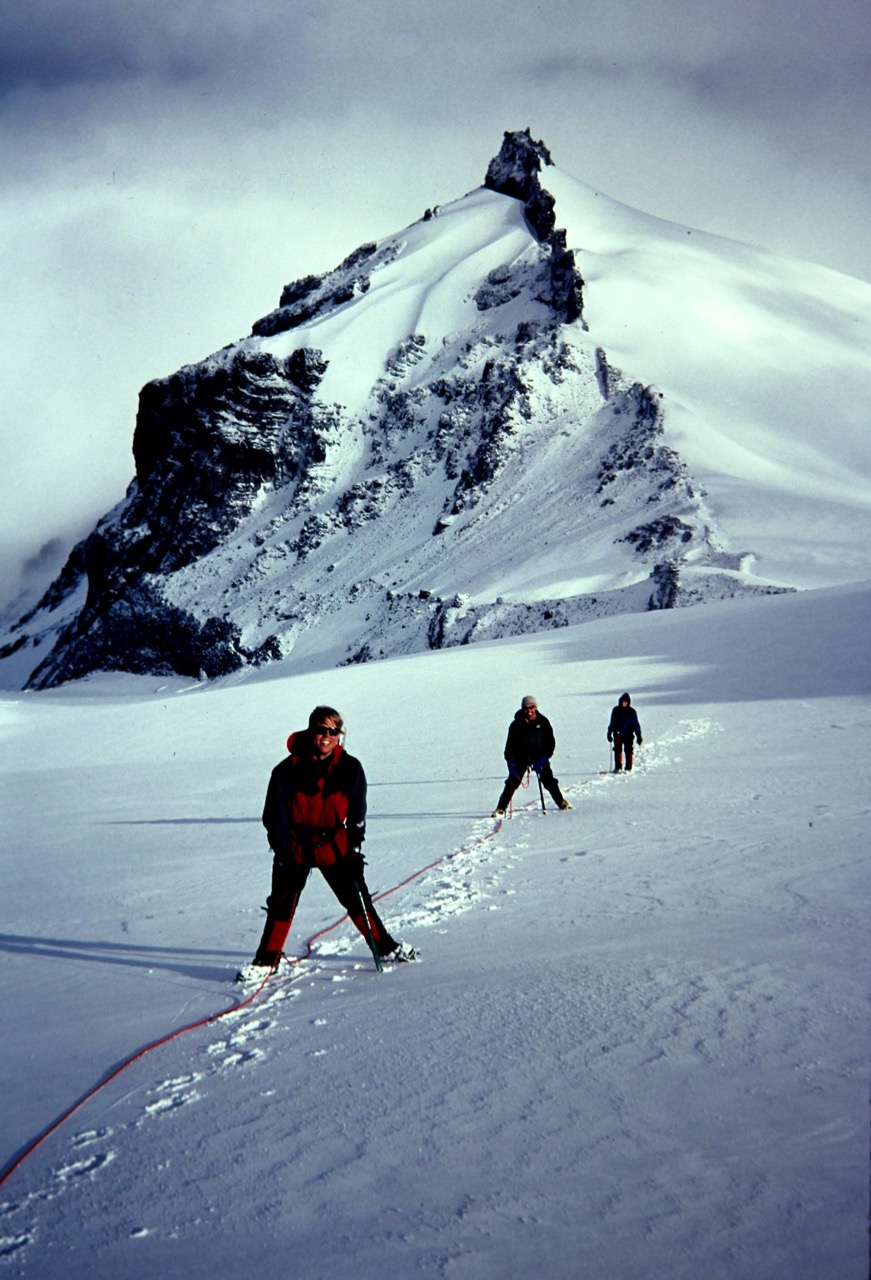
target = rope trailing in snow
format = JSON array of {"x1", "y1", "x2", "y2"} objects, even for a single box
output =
[
  {"x1": 4, "y1": 763, "x2": 613, "y2": 1191},
  {"x1": 0, "y1": 812, "x2": 509, "y2": 1190},
  {"x1": 3, "y1": 743, "x2": 637, "y2": 1191},
  {"x1": 0, "y1": 979, "x2": 263, "y2": 1189}
]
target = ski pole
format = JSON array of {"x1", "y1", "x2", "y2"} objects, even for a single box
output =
[
  {"x1": 354, "y1": 879, "x2": 383, "y2": 973},
  {"x1": 536, "y1": 769, "x2": 546, "y2": 812}
]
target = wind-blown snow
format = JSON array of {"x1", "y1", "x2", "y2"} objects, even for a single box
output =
[
  {"x1": 266, "y1": 190, "x2": 539, "y2": 409},
  {"x1": 1, "y1": 581, "x2": 868, "y2": 1277},
  {"x1": 545, "y1": 167, "x2": 871, "y2": 588}
]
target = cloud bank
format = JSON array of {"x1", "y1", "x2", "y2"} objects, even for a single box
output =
[{"x1": 1, "y1": 0, "x2": 869, "y2": 609}]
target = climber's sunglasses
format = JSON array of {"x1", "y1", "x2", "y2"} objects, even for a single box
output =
[{"x1": 312, "y1": 724, "x2": 341, "y2": 737}]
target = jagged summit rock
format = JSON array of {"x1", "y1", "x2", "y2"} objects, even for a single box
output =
[
  {"x1": 0, "y1": 132, "x2": 798, "y2": 691},
  {"x1": 485, "y1": 128, "x2": 556, "y2": 242},
  {"x1": 484, "y1": 128, "x2": 553, "y2": 196}
]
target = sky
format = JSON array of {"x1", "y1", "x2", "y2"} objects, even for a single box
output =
[{"x1": 2, "y1": 0, "x2": 870, "y2": 609}]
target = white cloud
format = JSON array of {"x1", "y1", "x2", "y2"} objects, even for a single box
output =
[{"x1": 1, "y1": 0, "x2": 869, "y2": 609}]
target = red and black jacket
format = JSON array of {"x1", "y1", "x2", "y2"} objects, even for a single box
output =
[{"x1": 262, "y1": 730, "x2": 367, "y2": 868}]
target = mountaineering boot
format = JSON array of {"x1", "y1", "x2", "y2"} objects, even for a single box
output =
[
  {"x1": 558, "y1": 798, "x2": 572, "y2": 810},
  {"x1": 235, "y1": 960, "x2": 274, "y2": 985},
  {"x1": 491, "y1": 807, "x2": 506, "y2": 818},
  {"x1": 381, "y1": 942, "x2": 419, "y2": 964}
]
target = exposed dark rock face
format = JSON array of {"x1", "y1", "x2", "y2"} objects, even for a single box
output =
[
  {"x1": 485, "y1": 129, "x2": 585, "y2": 325},
  {"x1": 485, "y1": 128, "x2": 555, "y2": 239},
  {"x1": 624, "y1": 515, "x2": 695, "y2": 556},
  {"x1": 124, "y1": 345, "x2": 337, "y2": 582},
  {"x1": 29, "y1": 582, "x2": 241, "y2": 686},
  {"x1": 27, "y1": 574, "x2": 283, "y2": 688},
  {"x1": 17, "y1": 541, "x2": 87, "y2": 628},
  {"x1": 21, "y1": 343, "x2": 328, "y2": 687},
  {"x1": 250, "y1": 241, "x2": 389, "y2": 338},
  {"x1": 647, "y1": 561, "x2": 682, "y2": 610},
  {"x1": 596, "y1": 384, "x2": 690, "y2": 503}
]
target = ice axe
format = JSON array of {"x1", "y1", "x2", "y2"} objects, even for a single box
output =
[
  {"x1": 535, "y1": 767, "x2": 546, "y2": 812},
  {"x1": 354, "y1": 879, "x2": 383, "y2": 973}
]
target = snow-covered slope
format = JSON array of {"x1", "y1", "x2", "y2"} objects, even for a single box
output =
[
  {"x1": 2, "y1": 130, "x2": 870, "y2": 693},
  {"x1": 0, "y1": 581, "x2": 868, "y2": 1277},
  {"x1": 547, "y1": 167, "x2": 871, "y2": 588}
]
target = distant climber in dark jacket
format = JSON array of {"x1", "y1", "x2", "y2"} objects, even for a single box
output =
[
  {"x1": 607, "y1": 692, "x2": 642, "y2": 772},
  {"x1": 492, "y1": 695, "x2": 571, "y2": 815}
]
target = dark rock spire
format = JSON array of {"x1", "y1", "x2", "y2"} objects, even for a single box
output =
[
  {"x1": 484, "y1": 128, "x2": 556, "y2": 241},
  {"x1": 485, "y1": 129, "x2": 584, "y2": 325}
]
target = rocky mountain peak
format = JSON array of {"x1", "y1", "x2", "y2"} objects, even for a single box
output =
[
  {"x1": 0, "y1": 133, "x2": 786, "y2": 692},
  {"x1": 484, "y1": 129, "x2": 554, "y2": 200},
  {"x1": 485, "y1": 129, "x2": 556, "y2": 242}
]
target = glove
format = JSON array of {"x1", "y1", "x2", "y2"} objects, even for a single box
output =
[
  {"x1": 636, "y1": 735, "x2": 643, "y2": 745},
  {"x1": 607, "y1": 730, "x2": 612, "y2": 742},
  {"x1": 533, "y1": 756, "x2": 548, "y2": 773},
  {"x1": 508, "y1": 762, "x2": 522, "y2": 780},
  {"x1": 346, "y1": 849, "x2": 365, "y2": 876}
]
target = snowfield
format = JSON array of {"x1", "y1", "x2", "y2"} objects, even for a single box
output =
[{"x1": 1, "y1": 580, "x2": 868, "y2": 1278}]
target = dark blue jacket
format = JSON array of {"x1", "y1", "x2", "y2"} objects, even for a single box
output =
[
  {"x1": 504, "y1": 710, "x2": 556, "y2": 770},
  {"x1": 607, "y1": 696, "x2": 642, "y2": 743}
]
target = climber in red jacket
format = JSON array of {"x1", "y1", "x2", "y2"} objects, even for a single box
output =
[{"x1": 237, "y1": 705, "x2": 415, "y2": 981}]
